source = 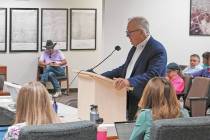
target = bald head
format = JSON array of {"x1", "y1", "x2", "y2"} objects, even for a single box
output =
[{"x1": 128, "y1": 17, "x2": 150, "y2": 35}]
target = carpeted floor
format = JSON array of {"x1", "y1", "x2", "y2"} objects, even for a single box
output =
[{"x1": 56, "y1": 91, "x2": 78, "y2": 108}]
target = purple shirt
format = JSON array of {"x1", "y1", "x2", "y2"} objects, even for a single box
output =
[
  {"x1": 39, "y1": 49, "x2": 66, "y2": 66},
  {"x1": 191, "y1": 68, "x2": 210, "y2": 78}
]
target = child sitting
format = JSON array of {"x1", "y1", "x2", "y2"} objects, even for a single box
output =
[{"x1": 166, "y1": 62, "x2": 184, "y2": 95}]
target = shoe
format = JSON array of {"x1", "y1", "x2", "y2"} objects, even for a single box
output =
[{"x1": 53, "y1": 91, "x2": 62, "y2": 98}]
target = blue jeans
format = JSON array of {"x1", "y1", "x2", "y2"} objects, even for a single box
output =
[{"x1": 41, "y1": 66, "x2": 65, "y2": 92}]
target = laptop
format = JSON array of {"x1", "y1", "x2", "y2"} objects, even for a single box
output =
[
  {"x1": 114, "y1": 121, "x2": 135, "y2": 140},
  {"x1": 3, "y1": 81, "x2": 21, "y2": 102}
]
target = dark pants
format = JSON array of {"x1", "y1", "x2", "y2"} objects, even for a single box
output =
[
  {"x1": 127, "y1": 92, "x2": 139, "y2": 121},
  {"x1": 41, "y1": 66, "x2": 65, "y2": 92}
]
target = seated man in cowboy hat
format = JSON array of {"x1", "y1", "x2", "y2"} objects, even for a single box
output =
[{"x1": 38, "y1": 40, "x2": 67, "y2": 97}]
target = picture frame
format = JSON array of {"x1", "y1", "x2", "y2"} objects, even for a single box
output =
[
  {"x1": 0, "y1": 8, "x2": 7, "y2": 52},
  {"x1": 41, "y1": 8, "x2": 68, "y2": 51},
  {"x1": 190, "y1": 0, "x2": 210, "y2": 36},
  {"x1": 70, "y1": 8, "x2": 97, "y2": 50},
  {"x1": 10, "y1": 8, "x2": 39, "y2": 52}
]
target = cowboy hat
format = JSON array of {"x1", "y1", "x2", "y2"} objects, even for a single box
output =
[{"x1": 43, "y1": 40, "x2": 57, "y2": 49}]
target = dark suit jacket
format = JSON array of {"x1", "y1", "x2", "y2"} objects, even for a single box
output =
[{"x1": 102, "y1": 36, "x2": 167, "y2": 120}]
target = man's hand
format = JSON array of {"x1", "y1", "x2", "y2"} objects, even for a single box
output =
[{"x1": 113, "y1": 78, "x2": 130, "y2": 90}]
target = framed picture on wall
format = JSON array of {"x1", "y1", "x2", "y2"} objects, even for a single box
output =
[
  {"x1": 0, "y1": 8, "x2": 7, "y2": 52},
  {"x1": 41, "y1": 8, "x2": 68, "y2": 51},
  {"x1": 10, "y1": 8, "x2": 39, "y2": 52},
  {"x1": 190, "y1": 0, "x2": 210, "y2": 36},
  {"x1": 70, "y1": 8, "x2": 97, "y2": 50}
]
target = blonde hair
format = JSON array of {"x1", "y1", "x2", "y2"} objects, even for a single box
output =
[
  {"x1": 15, "y1": 81, "x2": 59, "y2": 125},
  {"x1": 139, "y1": 77, "x2": 180, "y2": 120}
]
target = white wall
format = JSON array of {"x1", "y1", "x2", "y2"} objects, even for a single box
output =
[
  {"x1": 0, "y1": 0, "x2": 102, "y2": 87},
  {"x1": 101, "y1": 0, "x2": 210, "y2": 72},
  {"x1": 1, "y1": 0, "x2": 210, "y2": 87}
]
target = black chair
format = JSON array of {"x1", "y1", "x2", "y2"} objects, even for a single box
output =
[
  {"x1": 150, "y1": 116, "x2": 210, "y2": 140},
  {"x1": 19, "y1": 121, "x2": 97, "y2": 140},
  {"x1": 37, "y1": 65, "x2": 70, "y2": 95}
]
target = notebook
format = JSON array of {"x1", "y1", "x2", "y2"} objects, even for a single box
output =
[{"x1": 114, "y1": 121, "x2": 135, "y2": 140}]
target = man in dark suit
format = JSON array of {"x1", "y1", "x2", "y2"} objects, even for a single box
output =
[{"x1": 102, "y1": 17, "x2": 167, "y2": 120}]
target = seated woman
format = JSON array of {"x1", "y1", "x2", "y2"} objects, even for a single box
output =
[
  {"x1": 4, "y1": 81, "x2": 60, "y2": 140},
  {"x1": 191, "y1": 52, "x2": 210, "y2": 78},
  {"x1": 166, "y1": 62, "x2": 184, "y2": 95},
  {"x1": 129, "y1": 77, "x2": 189, "y2": 140}
]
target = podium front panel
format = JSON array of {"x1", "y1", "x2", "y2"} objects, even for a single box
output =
[{"x1": 78, "y1": 72, "x2": 126, "y2": 123}]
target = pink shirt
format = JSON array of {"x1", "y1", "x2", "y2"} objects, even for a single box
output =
[{"x1": 170, "y1": 75, "x2": 184, "y2": 94}]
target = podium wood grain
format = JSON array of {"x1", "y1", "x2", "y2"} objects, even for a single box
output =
[{"x1": 77, "y1": 71, "x2": 127, "y2": 123}]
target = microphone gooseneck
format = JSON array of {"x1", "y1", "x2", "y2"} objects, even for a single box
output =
[
  {"x1": 70, "y1": 45, "x2": 121, "y2": 87},
  {"x1": 86, "y1": 45, "x2": 121, "y2": 73}
]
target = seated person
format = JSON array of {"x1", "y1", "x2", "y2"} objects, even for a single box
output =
[
  {"x1": 182, "y1": 54, "x2": 203, "y2": 76},
  {"x1": 166, "y1": 62, "x2": 184, "y2": 95},
  {"x1": 129, "y1": 77, "x2": 189, "y2": 140},
  {"x1": 202, "y1": 51, "x2": 210, "y2": 68},
  {"x1": 4, "y1": 81, "x2": 60, "y2": 140},
  {"x1": 38, "y1": 40, "x2": 67, "y2": 97},
  {"x1": 191, "y1": 52, "x2": 210, "y2": 78}
]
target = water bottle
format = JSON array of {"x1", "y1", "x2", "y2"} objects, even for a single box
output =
[
  {"x1": 90, "y1": 105, "x2": 99, "y2": 123},
  {"x1": 52, "y1": 97, "x2": 58, "y2": 113}
]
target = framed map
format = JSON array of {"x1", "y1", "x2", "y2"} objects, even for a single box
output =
[
  {"x1": 70, "y1": 8, "x2": 97, "y2": 50},
  {"x1": 0, "y1": 8, "x2": 7, "y2": 52},
  {"x1": 190, "y1": 0, "x2": 210, "y2": 35},
  {"x1": 10, "y1": 8, "x2": 39, "y2": 52},
  {"x1": 41, "y1": 8, "x2": 68, "y2": 51}
]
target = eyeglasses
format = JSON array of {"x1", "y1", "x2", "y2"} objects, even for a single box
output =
[{"x1": 126, "y1": 29, "x2": 141, "y2": 37}]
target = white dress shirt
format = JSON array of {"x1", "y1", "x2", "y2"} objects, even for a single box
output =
[{"x1": 125, "y1": 35, "x2": 151, "y2": 78}]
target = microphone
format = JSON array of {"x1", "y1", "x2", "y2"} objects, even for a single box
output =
[
  {"x1": 86, "y1": 45, "x2": 121, "y2": 73},
  {"x1": 115, "y1": 45, "x2": 121, "y2": 51}
]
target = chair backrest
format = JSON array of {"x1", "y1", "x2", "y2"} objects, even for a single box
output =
[
  {"x1": 189, "y1": 97, "x2": 208, "y2": 117},
  {"x1": 19, "y1": 121, "x2": 97, "y2": 140},
  {"x1": 150, "y1": 116, "x2": 210, "y2": 140},
  {"x1": 177, "y1": 75, "x2": 192, "y2": 99},
  {"x1": 182, "y1": 75, "x2": 192, "y2": 95},
  {"x1": 185, "y1": 77, "x2": 210, "y2": 108}
]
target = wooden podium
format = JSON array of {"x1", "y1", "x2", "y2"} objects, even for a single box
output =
[{"x1": 77, "y1": 71, "x2": 127, "y2": 123}]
